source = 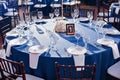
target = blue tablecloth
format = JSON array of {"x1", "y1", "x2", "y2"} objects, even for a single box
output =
[{"x1": 6, "y1": 19, "x2": 120, "y2": 80}]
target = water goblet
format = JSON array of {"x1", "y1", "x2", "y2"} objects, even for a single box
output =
[
  {"x1": 27, "y1": 29, "x2": 34, "y2": 46},
  {"x1": 74, "y1": 31, "x2": 81, "y2": 46},
  {"x1": 54, "y1": 8, "x2": 59, "y2": 20},
  {"x1": 74, "y1": 8, "x2": 79, "y2": 23},
  {"x1": 24, "y1": 13, "x2": 31, "y2": 25},
  {"x1": 83, "y1": 36, "x2": 90, "y2": 49},
  {"x1": 49, "y1": 13, "x2": 54, "y2": 22},
  {"x1": 87, "y1": 11, "x2": 93, "y2": 27},
  {"x1": 38, "y1": 11, "x2": 43, "y2": 21},
  {"x1": 71, "y1": 12, "x2": 75, "y2": 22}
]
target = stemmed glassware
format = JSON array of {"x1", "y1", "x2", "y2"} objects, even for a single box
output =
[
  {"x1": 118, "y1": 0, "x2": 120, "y2": 5},
  {"x1": 38, "y1": 11, "x2": 43, "y2": 21},
  {"x1": 49, "y1": 12, "x2": 54, "y2": 22},
  {"x1": 26, "y1": 29, "x2": 34, "y2": 46},
  {"x1": 24, "y1": 13, "x2": 31, "y2": 25},
  {"x1": 74, "y1": 8, "x2": 79, "y2": 23},
  {"x1": 82, "y1": 35, "x2": 90, "y2": 49},
  {"x1": 74, "y1": 31, "x2": 81, "y2": 46},
  {"x1": 71, "y1": 12, "x2": 75, "y2": 22},
  {"x1": 87, "y1": 11, "x2": 93, "y2": 26},
  {"x1": 54, "y1": 8, "x2": 59, "y2": 20},
  {"x1": 46, "y1": 30, "x2": 59, "y2": 54}
]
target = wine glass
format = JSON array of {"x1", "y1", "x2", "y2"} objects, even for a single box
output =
[
  {"x1": 71, "y1": 12, "x2": 75, "y2": 22},
  {"x1": 74, "y1": 8, "x2": 79, "y2": 23},
  {"x1": 83, "y1": 36, "x2": 90, "y2": 49},
  {"x1": 74, "y1": 31, "x2": 81, "y2": 46},
  {"x1": 118, "y1": 0, "x2": 120, "y2": 5},
  {"x1": 87, "y1": 11, "x2": 93, "y2": 26},
  {"x1": 24, "y1": 13, "x2": 31, "y2": 25},
  {"x1": 54, "y1": 8, "x2": 59, "y2": 20},
  {"x1": 49, "y1": 12, "x2": 54, "y2": 22},
  {"x1": 38, "y1": 11, "x2": 43, "y2": 21},
  {"x1": 27, "y1": 30, "x2": 34, "y2": 46}
]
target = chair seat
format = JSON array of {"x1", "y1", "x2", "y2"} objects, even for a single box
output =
[
  {"x1": 50, "y1": 4, "x2": 62, "y2": 7},
  {"x1": 98, "y1": 12, "x2": 110, "y2": 17},
  {"x1": 4, "y1": 12, "x2": 18, "y2": 16},
  {"x1": 63, "y1": 1, "x2": 80, "y2": 5},
  {"x1": 104, "y1": 17, "x2": 115, "y2": 23},
  {"x1": 107, "y1": 61, "x2": 120, "y2": 79},
  {"x1": 16, "y1": 74, "x2": 44, "y2": 80},
  {"x1": 34, "y1": 4, "x2": 47, "y2": 8}
]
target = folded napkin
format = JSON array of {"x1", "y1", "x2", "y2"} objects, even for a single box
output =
[
  {"x1": 97, "y1": 38, "x2": 120, "y2": 59},
  {"x1": 107, "y1": 43, "x2": 120, "y2": 59},
  {"x1": 67, "y1": 46, "x2": 87, "y2": 71},
  {"x1": 29, "y1": 45, "x2": 48, "y2": 69},
  {"x1": 6, "y1": 31, "x2": 18, "y2": 37},
  {"x1": 3, "y1": 3, "x2": 7, "y2": 9},
  {"x1": 115, "y1": 7, "x2": 120, "y2": 15},
  {"x1": 6, "y1": 38, "x2": 26, "y2": 57},
  {"x1": 54, "y1": 20, "x2": 68, "y2": 33}
]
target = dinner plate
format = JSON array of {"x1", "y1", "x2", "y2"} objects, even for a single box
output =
[
  {"x1": 67, "y1": 46, "x2": 87, "y2": 55},
  {"x1": 103, "y1": 28, "x2": 120, "y2": 35},
  {"x1": 11, "y1": 38, "x2": 27, "y2": 46},
  {"x1": 6, "y1": 31, "x2": 18, "y2": 37},
  {"x1": 97, "y1": 38, "x2": 114, "y2": 46},
  {"x1": 79, "y1": 17, "x2": 89, "y2": 23},
  {"x1": 29, "y1": 45, "x2": 48, "y2": 54}
]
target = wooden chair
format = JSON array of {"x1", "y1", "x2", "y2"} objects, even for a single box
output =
[
  {"x1": 107, "y1": 61, "x2": 120, "y2": 80},
  {"x1": 55, "y1": 62, "x2": 96, "y2": 80},
  {"x1": 79, "y1": 6, "x2": 97, "y2": 20},
  {"x1": 0, "y1": 57, "x2": 44, "y2": 80},
  {"x1": 0, "y1": 17, "x2": 12, "y2": 43},
  {"x1": 3, "y1": 0, "x2": 20, "y2": 27}
]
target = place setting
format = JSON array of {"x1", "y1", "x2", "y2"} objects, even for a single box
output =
[{"x1": 28, "y1": 45, "x2": 48, "y2": 69}]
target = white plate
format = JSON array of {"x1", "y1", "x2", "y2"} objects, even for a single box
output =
[
  {"x1": 67, "y1": 46, "x2": 87, "y2": 55},
  {"x1": 6, "y1": 31, "x2": 18, "y2": 37},
  {"x1": 104, "y1": 28, "x2": 120, "y2": 35},
  {"x1": 11, "y1": 38, "x2": 27, "y2": 46},
  {"x1": 29, "y1": 45, "x2": 48, "y2": 54},
  {"x1": 97, "y1": 38, "x2": 114, "y2": 46},
  {"x1": 79, "y1": 17, "x2": 89, "y2": 23}
]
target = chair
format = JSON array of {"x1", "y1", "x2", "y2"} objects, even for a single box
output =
[
  {"x1": 79, "y1": 6, "x2": 97, "y2": 20},
  {"x1": 63, "y1": 0, "x2": 81, "y2": 17},
  {"x1": 0, "y1": 57, "x2": 45, "y2": 80},
  {"x1": 55, "y1": 62, "x2": 96, "y2": 80},
  {"x1": 107, "y1": 61, "x2": 120, "y2": 80},
  {"x1": 3, "y1": 0, "x2": 20, "y2": 27},
  {"x1": 0, "y1": 17, "x2": 12, "y2": 43}
]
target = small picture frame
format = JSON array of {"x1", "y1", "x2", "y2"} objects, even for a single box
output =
[{"x1": 66, "y1": 24, "x2": 75, "y2": 35}]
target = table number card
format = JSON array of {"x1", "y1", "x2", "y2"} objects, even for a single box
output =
[{"x1": 66, "y1": 24, "x2": 75, "y2": 35}]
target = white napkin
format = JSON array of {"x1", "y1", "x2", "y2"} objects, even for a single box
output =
[
  {"x1": 6, "y1": 38, "x2": 19, "y2": 57},
  {"x1": 107, "y1": 43, "x2": 120, "y2": 59},
  {"x1": 97, "y1": 38, "x2": 120, "y2": 59},
  {"x1": 67, "y1": 46, "x2": 87, "y2": 71},
  {"x1": 29, "y1": 45, "x2": 48, "y2": 69},
  {"x1": 115, "y1": 7, "x2": 120, "y2": 15},
  {"x1": 3, "y1": 3, "x2": 7, "y2": 9},
  {"x1": 73, "y1": 54, "x2": 85, "y2": 71}
]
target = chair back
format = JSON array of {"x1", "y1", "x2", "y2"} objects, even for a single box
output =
[
  {"x1": 0, "y1": 57, "x2": 26, "y2": 80},
  {"x1": 0, "y1": 17, "x2": 12, "y2": 43},
  {"x1": 102, "y1": 2, "x2": 111, "y2": 22},
  {"x1": 55, "y1": 62, "x2": 96, "y2": 80},
  {"x1": 79, "y1": 7, "x2": 97, "y2": 20},
  {"x1": 7, "y1": 0, "x2": 18, "y2": 9}
]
